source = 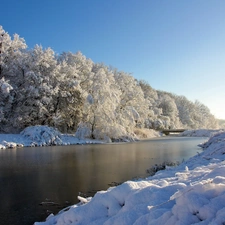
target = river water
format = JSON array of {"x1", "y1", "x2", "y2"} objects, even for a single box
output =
[{"x1": 0, "y1": 136, "x2": 206, "y2": 225}]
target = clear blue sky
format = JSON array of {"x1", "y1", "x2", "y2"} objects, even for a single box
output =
[{"x1": 1, "y1": 0, "x2": 225, "y2": 119}]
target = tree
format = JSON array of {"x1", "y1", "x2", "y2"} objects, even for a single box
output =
[
  {"x1": 0, "y1": 77, "x2": 14, "y2": 132},
  {"x1": 138, "y1": 80, "x2": 159, "y2": 129},
  {"x1": 0, "y1": 26, "x2": 219, "y2": 135},
  {"x1": 52, "y1": 59, "x2": 84, "y2": 132},
  {"x1": 174, "y1": 95, "x2": 196, "y2": 128},
  {"x1": 76, "y1": 64, "x2": 122, "y2": 140},
  {"x1": 113, "y1": 72, "x2": 149, "y2": 134},
  {"x1": 0, "y1": 26, "x2": 27, "y2": 81},
  {"x1": 157, "y1": 93, "x2": 180, "y2": 129},
  {"x1": 194, "y1": 100, "x2": 218, "y2": 128}
]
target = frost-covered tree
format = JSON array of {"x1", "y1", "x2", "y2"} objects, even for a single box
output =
[
  {"x1": 76, "y1": 64, "x2": 122, "y2": 140},
  {"x1": 193, "y1": 100, "x2": 218, "y2": 129},
  {"x1": 174, "y1": 95, "x2": 196, "y2": 128},
  {"x1": 0, "y1": 26, "x2": 27, "y2": 82},
  {"x1": 138, "y1": 80, "x2": 158, "y2": 103},
  {"x1": 0, "y1": 25, "x2": 219, "y2": 136},
  {"x1": 113, "y1": 71, "x2": 149, "y2": 134},
  {"x1": 7, "y1": 46, "x2": 60, "y2": 131},
  {"x1": 0, "y1": 77, "x2": 14, "y2": 132},
  {"x1": 52, "y1": 59, "x2": 84, "y2": 132},
  {"x1": 138, "y1": 80, "x2": 160, "y2": 129},
  {"x1": 58, "y1": 51, "x2": 94, "y2": 93},
  {"x1": 157, "y1": 93, "x2": 180, "y2": 129},
  {"x1": 218, "y1": 119, "x2": 225, "y2": 129}
]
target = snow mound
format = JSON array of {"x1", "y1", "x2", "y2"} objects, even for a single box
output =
[
  {"x1": 179, "y1": 129, "x2": 223, "y2": 137},
  {"x1": 0, "y1": 144, "x2": 6, "y2": 150},
  {"x1": 199, "y1": 131, "x2": 225, "y2": 149},
  {"x1": 34, "y1": 131, "x2": 225, "y2": 225},
  {"x1": 0, "y1": 140, "x2": 24, "y2": 149},
  {"x1": 1, "y1": 140, "x2": 23, "y2": 148},
  {"x1": 20, "y1": 125, "x2": 63, "y2": 146}
]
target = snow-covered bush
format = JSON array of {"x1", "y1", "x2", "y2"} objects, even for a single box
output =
[
  {"x1": 74, "y1": 123, "x2": 92, "y2": 139},
  {"x1": 20, "y1": 125, "x2": 63, "y2": 146}
]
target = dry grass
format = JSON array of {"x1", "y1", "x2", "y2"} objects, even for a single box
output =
[{"x1": 134, "y1": 128, "x2": 161, "y2": 139}]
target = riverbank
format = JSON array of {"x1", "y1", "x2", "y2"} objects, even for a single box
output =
[
  {"x1": 0, "y1": 125, "x2": 161, "y2": 149},
  {"x1": 33, "y1": 130, "x2": 225, "y2": 225},
  {"x1": 0, "y1": 125, "x2": 222, "y2": 150},
  {"x1": 0, "y1": 126, "x2": 104, "y2": 149}
]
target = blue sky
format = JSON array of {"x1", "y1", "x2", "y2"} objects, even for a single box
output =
[{"x1": 1, "y1": 0, "x2": 225, "y2": 119}]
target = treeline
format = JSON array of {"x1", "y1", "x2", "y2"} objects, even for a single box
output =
[
  {"x1": 218, "y1": 119, "x2": 225, "y2": 129},
  {"x1": 0, "y1": 26, "x2": 218, "y2": 140}
]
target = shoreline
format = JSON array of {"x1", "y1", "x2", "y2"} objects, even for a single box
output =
[
  {"x1": 34, "y1": 130, "x2": 225, "y2": 225},
  {"x1": 0, "y1": 125, "x2": 223, "y2": 150}
]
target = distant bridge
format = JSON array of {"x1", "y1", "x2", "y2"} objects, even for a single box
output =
[{"x1": 161, "y1": 129, "x2": 186, "y2": 135}]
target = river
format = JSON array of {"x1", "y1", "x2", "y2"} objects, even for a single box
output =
[{"x1": 0, "y1": 136, "x2": 206, "y2": 225}]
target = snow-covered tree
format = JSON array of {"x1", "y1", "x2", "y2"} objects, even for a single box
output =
[
  {"x1": 113, "y1": 71, "x2": 149, "y2": 134},
  {"x1": 157, "y1": 93, "x2": 180, "y2": 128},
  {"x1": 6, "y1": 46, "x2": 60, "y2": 130},
  {"x1": 138, "y1": 80, "x2": 159, "y2": 129},
  {"x1": 52, "y1": 59, "x2": 83, "y2": 132},
  {"x1": 0, "y1": 26, "x2": 27, "y2": 81},
  {"x1": 0, "y1": 77, "x2": 14, "y2": 132},
  {"x1": 0, "y1": 26, "x2": 219, "y2": 135},
  {"x1": 58, "y1": 51, "x2": 94, "y2": 93},
  {"x1": 193, "y1": 100, "x2": 218, "y2": 129},
  {"x1": 174, "y1": 95, "x2": 196, "y2": 128},
  {"x1": 76, "y1": 64, "x2": 122, "y2": 140}
]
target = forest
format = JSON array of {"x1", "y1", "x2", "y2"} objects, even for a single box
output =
[{"x1": 0, "y1": 26, "x2": 218, "y2": 141}]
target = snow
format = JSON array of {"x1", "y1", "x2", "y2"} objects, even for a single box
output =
[
  {"x1": 0, "y1": 126, "x2": 225, "y2": 224},
  {"x1": 0, "y1": 125, "x2": 102, "y2": 149},
  {"x1": 0, "y1": 125, "x2": 161, "y2": 149},
  {"x1": 179, "y1": 129, "x2": 224, "y2": 137},
  {"x1": 31, "y1": 129, "x2": 225, "y2": 225},
  {"x1": 0, "y1": 77, "x2": 13, "y2": 95}
]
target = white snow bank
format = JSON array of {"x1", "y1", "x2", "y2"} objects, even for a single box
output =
[
  {"x1": 179, "y1": 129, "x2": 223, "y2": 137},
  {"x1": 199, "y1": 131, "x2": 225, "y2": 149},
  {"x1": 34, "y1": 131, "x2": 225, "y2": 225},
  {"x1": 0, "y1": 144, "x2": 6, "y2": 149},
  {"x1": 21, "y1": 126, "x2": 63, "y2": 146},
  {"x1": 0, "y1": 125, "x2": 102, "y2": 149},
  {"x1": 0, "y1": 134, "x2": 25, "y2": 149},
  {"x1": 0, "y1": 126, "x2": 162, "y2": 149}
]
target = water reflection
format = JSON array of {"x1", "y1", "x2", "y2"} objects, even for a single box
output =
[{"x1": 0, "y1": 136, "x2": 206, "y2": 225}]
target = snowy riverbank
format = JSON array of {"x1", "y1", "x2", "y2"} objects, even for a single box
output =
[
  {"x1": 0, "y1": 126, "x2": 104, "y2": 149},
  {"x1": 0, "y1": 125, "x2": 162, "y2": 149},
  {"x1": 32, "y1": 130, "x2": 225, "y2": 225},
  {"x1": 0, "y1": 125, "x2": 222, "y2": 150},
  {"x1": 178, "y1": 129, "x2": 223, "y2": 137},
  {"x1": 0, "y1": 126, "x2": 224, "y2": 224}
]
